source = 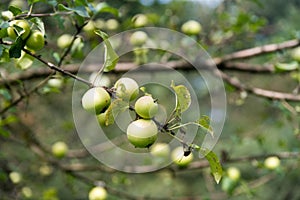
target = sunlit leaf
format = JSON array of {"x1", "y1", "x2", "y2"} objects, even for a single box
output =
[
  {"x1": 199, "y1": 148, "x2": 223, "y2": 184},
  {"x1": 95, "y1": 30, "x2": 119, "y2": 72},
  {"x1": 105, "y1": 99, "x2": 128, "y2": 126},
  {"x1": 196, "y1": 115, "x2": 214, "y2": 137},
  {"x1": 171, "y1": 81, "x2": 191, "y2": 113},
  {"x1": 58, "y1": 4, "x2": 89, "y2": 18}
]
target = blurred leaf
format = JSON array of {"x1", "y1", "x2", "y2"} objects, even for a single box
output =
[
  {"x1": 196, "y1": 115, "x2": 214, "y2": 137},
  {"x1": 58, "y1": 4, "x2": 89, "y2": 18},
  {"x1": 105, "y1": 99, "x2": 128, "y2": 126},
  {"x1": 95, "y1": 30, "x2": 119, "y2": 72},
  {"x1": 0, "y1": 48, "x2": 10, "y2": 63},
  {"x1": 28, "y1": 0, "x2": 43, "y2": 5},
  {"x1": 74, "y1": 0, "x2": 88, "y2": 7},
  {"x1": 8, "y1": 6, "x2": 22, "y2": 16},
  {"x1": 0, "y1": 21, "x2": 9, "y2": 29},
  {"x1": 171, "y1": 81, "x2": 191, "y2": 113},
  {"x1": 9, "y1": 37, "x2": 26, "y2": 58},
  {"x1": 30, "y1": 17, "x2": 45, "y2": 35},
  {"x1": 0, "y1": 45, "x2": 3, "y2": 57},
  {"x1": 0, "y1": 128, "x2": 10, "y2": 137},
  {"x1": 0, "y1": 115, "x2": 18, "y2": 126},
  {"x1": 275, "y1": 61, "x2": 299, "y2": 72},
  {"x1": 199, "y1": 148, "x2": 223, "y2": 184},
  {"x1": 95, "y1": 2, "x2": 119, "y2": 17},
  {"x1": 0, "y1": 89, "x2": 12, "y2": 100}
]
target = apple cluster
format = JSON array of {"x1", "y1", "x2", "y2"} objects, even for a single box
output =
[
  {"x1": 6, "y1": 19, "x2": 45, "y2": 51},
  {"x1": 81, "y1": 77, "x2": 161, "y2": 148}
]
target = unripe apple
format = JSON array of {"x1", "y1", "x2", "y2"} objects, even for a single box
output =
[
  {"x1": 47, "y1": 77, "x2": 64, "y2": 89},
  {"x1": 57, "y1": 34, "x2": 73, "y2": 49},
  {"x1": 25, "y1": 30, "x2": 45, "y2": 51},
  {"x1": 264, "y1": 156, "x2": 280, "y2": 170},
  {"x1": 135, "y1": 95, "x2": 158, "y2": 119},
  {"x1": 21, "y1": 187, "x2": 33, "y2": 198},
  {"x1": 227, "y1": 167, "x2": 241, "y2": 181},
  {"x1": 88, "y1": 186, "x2": 107, "y2": 200},
  {"x1": 171, "y1": 146, "x2": 193, "y2": 167},
  {"x1": 105, "y1": 19, "x2": 119, "y2": 31},
  {"x1": 7, "y1": 20, "x2": 31, "y2": 40},
  {"x1": 133, "y1": 14, "x2": 148, "y2": 27},
  {"x1": 181, "y1": 20, "x2": 202, "y2": 35},
  {"x1": 9, "y1": 171, "x2": 22, "y2": 184},
  {"x1": 51, "y1": 141, "x2": 68, "y2": 158},
  {"x1": 9, "y1": 0, "x2": 25, "y2": 9},
  {"x1": 130, "y1": 31, "x2": 148, "y2": 46},
  {"x1": 127, "y1": 119, "x2": 158, "y2": 148},
  {"x1": 1, "y1": 11, "x2": 13, "y2": 20},
  {"x1": 114, "y1": 77, "x2": 139, "y2": 101},
  {"x1": 291, "y1": 47, "x2": 300, "y2": 62},
  {"x1": 150, "y1": 143, "x2": 170, "y2": 158},
  {"x1": 81, "y1": 87, "x2": 111, "y2": 114},
  {"x1": 39, "y1": 164, "x2": 53, "y2": 176},
  {"x1": 94, "y1": 19, "x2": 106, "y2": 29},
  {"x1": 83, "y1": 20, "x2": 96, "y2": 37}
]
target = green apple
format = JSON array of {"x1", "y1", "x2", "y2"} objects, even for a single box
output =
[
  {"x1": 130, "y1": 31, "x2": 148, "y2": 46},
  {"x1": 264, "y1": 156, "x2": 280, "y2": 170},
  {"x1": 25, "y1": 30, "x2": 45, "y2": 51},
  {"x1": 135, "y1": 95, "x2": 158, "y2": 119},
  {"x1": 291, "y1": 47, "x2": 300, "y2": 62},
  {"x1": 95, "y1": 19, "x2": 106, "y2": 29},
  {"x1": 47, "y1": 77, "x2": 64, "y2": 89},
  {"x1": 171, "y1": 146, "x2": 193, "y2": 167},
  {"x1": 227, "y1": 167, "x2": 241, "y2": 181},
  {"x1": 9, "y1": 171, "x2": 22, "y2": 184},
  {"x1": 1, "y1": 10, "x2": 13, "y2": 20},
  {"x1": 7, "y1": 20, "x2": 31, "y2": 40},
  {"x1": 83, "y1": 20, "x2": 96, "y2": 37},
  {"x1": 9, "y1": 0, "x2": 25, "y2": 9},
  {"x1": 105, "y1": 19, "x2": 119, "y2": 31},
  {"x1": 39, "y1": 164, "x2": 53, "y2": 176},
  {"x1": 51, "y1": 141, "x2": 68, "y2": 158},
  {"x1": 181, "y1": 20, "x2": 202, "y2": 35},
  {"x1": 150, "y1": 143, "x2": 170, "y2": 158},
  {"x1": 114, "y1": 77, "x2": 139, "y2": 101},
  {"x1": 127, "y1": 119, "x2": 158, "y2": 148},
  {"x1": 21, "y1": 187, "x2": 33, "y2": 198},
  {"x1": 57, "y1": 34, "x2": 73, "y2": 49},
  {"x1": 88, "y1": 186, "x2": 107, "y2": 200},
  {"x1": 133, "y1": 14, "x2": 148, "y2": 27},
  {"x1": 82, "y1": 87, "x2": 111, "y2": 114}
]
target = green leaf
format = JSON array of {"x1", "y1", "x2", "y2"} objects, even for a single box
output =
[
  {"x1": 9, "y1": 37, "x2": 26, "y2": 58},
  {"x1": 28, "y1": 0, "x2": 43, "y2": 5},
  {"x1": 196, "y1": 115, "x2": 214, "y2": 137},
  {"x1": 95, "y1": 2, "x2": 119, "y2": 17},
  {"x1": 8, "y1": 6, "x2": 22, "y2": 16},
  {"x1": 0, "y1": 127, "x2": 11, "y2": 137},
  {"x1": 0, "y1": 45, "x2": 3, "y2": 57},
  {"x1": 95, "y1": 30, "x2": 119, "y2": 72},
  {"x1": 58, "y1": 4, "x2": 89, "y2": 18},
  {"x1": 0, "y1": 115, "x2": 18, "y2": 126},
  {"x1": 105, "y1": 99, "x2": 128, "y2": 126},
  {"x1": 171, "y1": 81, "x2": 191, "y2": 113},
  {"x1": 0, "y1": 88, "x2": 12, "y2": 100},
  {"x1": 275, "y1": 61, "x2": 299, "y2": 72},
  {"x1": 30, "y1": 17, "x2": 45, "y2": 35},
  {"x1": 199, "y1": 148, "x2": 223, "y2": 184}
]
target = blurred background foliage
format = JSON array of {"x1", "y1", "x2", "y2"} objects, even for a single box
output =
[{"x1": 0, "y1": 0, "x2": 300, "y2": 199}]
